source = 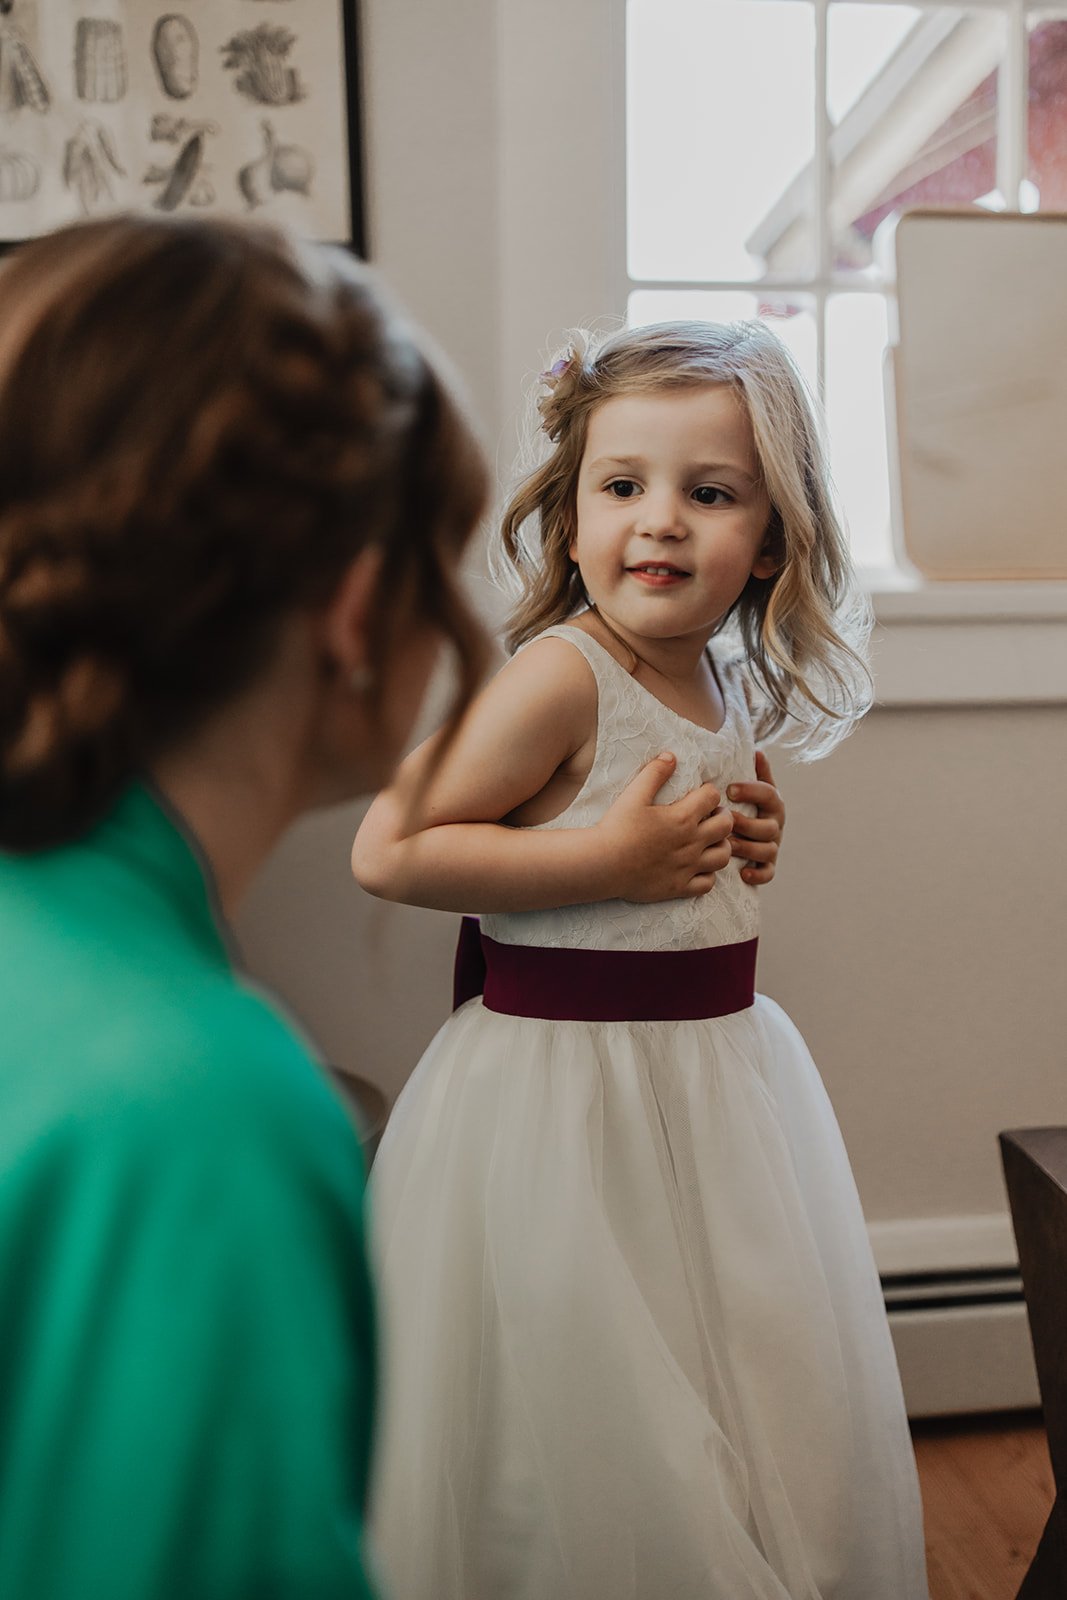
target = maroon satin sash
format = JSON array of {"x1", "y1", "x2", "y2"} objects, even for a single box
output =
[{"x1": 453, "y1": 916, "x2": 757, "y2": 1022}]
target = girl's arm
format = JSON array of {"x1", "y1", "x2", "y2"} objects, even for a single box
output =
[{"x1": 353, "y1": 638, "x2": 732, "y2": 914}]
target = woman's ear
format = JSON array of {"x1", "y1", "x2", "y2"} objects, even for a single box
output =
[{"x1": 320, "y1": 545, "x2": 385, "y2": 680}]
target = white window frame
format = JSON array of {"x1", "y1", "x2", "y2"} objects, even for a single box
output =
[
  {"x1": 490, "y1": 0, "x2": 1067, "y2": 703},
  {"x1": 644, "y1": 2, "x2": 1026, "y2": 343},
  {"x1": 625, "y1": 0, "x2": 1036, "y2": 552},
  {"x1": 619, "y1": 0, "x2": 1067, "y2": 696}
]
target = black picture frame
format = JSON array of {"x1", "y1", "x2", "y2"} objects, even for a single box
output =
[
  {"x1": 341, "y1": 0, "x2": 367, "y2": 257},
  {"x1": 0, "y1": 0, "x2": 367, "y2": 255}
]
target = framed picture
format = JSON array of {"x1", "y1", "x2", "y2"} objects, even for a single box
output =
[{"x1": 0, "y1": 0, "x2": 365, "y2": 252}]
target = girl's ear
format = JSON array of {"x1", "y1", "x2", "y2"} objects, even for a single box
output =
[{"x1": 751, "y1": 516, "x2": 781, "y2": 580}]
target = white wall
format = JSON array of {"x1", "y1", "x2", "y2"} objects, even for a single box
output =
[{"x1": 237, "y1": 0, "x2": 1067, "y2": 1272}]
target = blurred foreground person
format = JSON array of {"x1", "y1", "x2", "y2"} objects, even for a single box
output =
[{"x1": 0, "y1": 215, "x2": 487, "y2": 1600}]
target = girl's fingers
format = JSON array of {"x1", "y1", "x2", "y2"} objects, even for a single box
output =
[
  {"x1": 701, "y1": 809, "x2": 735, "y2": 843},
  {"x1": 679, "y1": 782, "x2": 722, "y2": 818},
  {"x1": 741, "y1": 862, "x2": 775, "y2": 885},
  {"x1": 730, "y1": 837, "x2": 778, "y2": 863},
  {"x1": 755, "y1": 749, "x2": 777, "y2": 786},
  {"x1": 701, "y1": 842, "x2": 733, "y2": 872},
  {"x1": 729, "y1": 811, "x2": 779, "y2": 841},
  {"x1": 728, "y1": 780, "x2": 784, "y2": 819}
]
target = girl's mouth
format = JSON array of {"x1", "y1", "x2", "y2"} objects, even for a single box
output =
[{"x1": 627, "y1": 564, "x2": 691, "y2": 586}]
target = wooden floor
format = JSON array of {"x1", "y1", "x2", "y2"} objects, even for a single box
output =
[{"x1": 913, "y1": 1411, "x2": 1055, "y2": 1600}]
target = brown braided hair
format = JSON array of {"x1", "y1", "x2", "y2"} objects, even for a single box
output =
[{"x1": 0, "y1": 215, "x2": 489, "y2": 851}]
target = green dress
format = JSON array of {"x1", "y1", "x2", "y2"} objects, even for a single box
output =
[{"x1": 0, "y1": 784, "x2": 378, "y2": 1599}]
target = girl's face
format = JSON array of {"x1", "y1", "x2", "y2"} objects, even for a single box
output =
[{"x1": 571, "y1": 384, "x2": 776, "y2": 651}]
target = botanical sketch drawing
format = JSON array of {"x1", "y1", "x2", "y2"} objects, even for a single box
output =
[
  {"x1": 64, "y1": 121, "x2": 124, "y2": 214},
  {"x1": 0, "y1": 146, "x2": 38, "y2": 200},
  {"x1": 75, "y1": 18, "x2": 127, "y2": 103},
  {"x1": 144, "y1": 115, "x2": 218, "y2": 212},
  {"x1": 0, "y1": 1, "x2": 350, "y2": 247},
  {"x1": 152, "y1": 14, "x2": 198, "y2": 100},
  {"x1": 0, "y1": 1, "x2": 49, "y2": 113},
  {"x1": 221, "y1": 25, "x2": 305, "y2": 106},
  {"x1": 238, "y1": 120, "x2": 313, "y2": 208}
]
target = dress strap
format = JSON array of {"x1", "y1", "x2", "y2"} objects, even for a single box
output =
[{"x1": 526, "y1": 623, "x2": 619, "y2": 696}]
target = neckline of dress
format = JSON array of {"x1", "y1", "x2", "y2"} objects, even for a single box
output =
[{"x1": 553, "y1": 624, "x2": 735, "y2": 741}]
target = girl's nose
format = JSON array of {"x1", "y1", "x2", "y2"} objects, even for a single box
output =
[{"x1": 635, "y1": 493, "x2": 687, "y2": 538}]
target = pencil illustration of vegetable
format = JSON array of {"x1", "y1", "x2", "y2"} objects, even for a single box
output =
[
  {"x1": 144, "y1": 120, "x2": 217, "y2": 213},
  {"x1": 75, "y1": 18, "x2": 127, "y2": 103},
  {"x1": 221, "y1": 24, "x2": 305, "y2": 106},
  {"x1": 238, "y1": 120, "x2": 314, "y2": 209},
  {"x1": 150, "y1": 112, "x2": 217, "y2": 146},
  {"x1": 152, "y1": 15, "x2": 198, "y2": 100},
  {"x1": 0, "y1": 146, "x2": 38, "y2": 201},
  {"x1": 63, "y1": 121, "x2": 125, "y2": 214},
  {"x1": 0, "y1": 4, "x2": 50, "y2": 114}
]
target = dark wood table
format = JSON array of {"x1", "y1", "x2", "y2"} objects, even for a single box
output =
[{"x1": 999, "y1": 1128, "x2": 1067, "y2": 1598}]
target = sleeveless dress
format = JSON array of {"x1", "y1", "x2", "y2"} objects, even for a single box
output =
[{"x1": 369, "y1": 625, "x2": 929, "y2": 1600}]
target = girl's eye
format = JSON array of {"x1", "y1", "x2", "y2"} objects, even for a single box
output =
[
  {"x1": 606, "y1": 479, "x2": 638, "y2": 499},
  {"x1": 693, "y1": 486, "x2": 731, "y2": 507}
]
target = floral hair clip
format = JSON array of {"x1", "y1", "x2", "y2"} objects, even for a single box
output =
[{"x1": 541, "y1": 352, "x2": 574, "y2": 384}]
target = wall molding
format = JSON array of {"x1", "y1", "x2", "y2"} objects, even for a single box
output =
[{"x1": 868, "y1": 1212, "x2": 1018, "y2": 1275}]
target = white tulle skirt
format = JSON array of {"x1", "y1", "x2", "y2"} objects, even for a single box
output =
[{"x1": 368, "y1": 995, "x2": 929, "y2": 1600}]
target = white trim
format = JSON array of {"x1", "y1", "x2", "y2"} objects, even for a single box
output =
[
  {"x1": 872, "y1": 616, "x2": 1067, "y2": 704},
  {"x1": 997, "y1": 0, "x2": 1028, "y2": 201},
  {"x1": 815, "y1": 0, "x2": 830, "y2": 396},
  {"x1": 868, "y1": 1212, "x2": 1018, "y2": 1274},
  {"x1": 628, "y1": 276, "x2": 888, "y2": 295},
  {"x1": 867, "y1": 573, "x2": 1067, "y2": 621}
]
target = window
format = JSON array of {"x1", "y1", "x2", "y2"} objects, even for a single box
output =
[{"x1": 626, "y1": 0, "x2": 1067, "y2": 570}]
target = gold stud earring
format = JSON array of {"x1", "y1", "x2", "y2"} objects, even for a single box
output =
[{"x1": 349, "y1": 665, "x2": 375, "y2": 694}]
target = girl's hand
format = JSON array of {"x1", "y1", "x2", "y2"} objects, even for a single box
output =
[
  {"x1": 596, "y1": 753, "x2": 734, "y2": 902},
  {"x1": 726, "y1": 750, "x2": 784, "y2": 886}
]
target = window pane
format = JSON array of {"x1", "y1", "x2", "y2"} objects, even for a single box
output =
[
  {"x1": 627, "y1": 290, "x2": 817, "y2": 399},
  {"x1": 627, "y1": 0, "x2": 815, "y2": 282},
  {"x1": 828, "y1": 4, "x2": 923, "y2": 124},
  {"x1": 1027, "y1": 15, "x2": 1067, "y2": 208},
  {"x1": 827, "y1": 5, "x2": 1003, "y2": 274},
  {"x1": 825, "y1": 294, "x2": 893, "y2": 570}
]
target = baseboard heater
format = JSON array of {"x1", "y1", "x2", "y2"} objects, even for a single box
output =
[{"x1": 882, "y1": 1268, "x2": 1039, "y2": 1417}]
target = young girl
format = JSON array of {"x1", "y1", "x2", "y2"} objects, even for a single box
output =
[{"x1": 354, "y1": 322, "x2": 929, "y2": 1600}]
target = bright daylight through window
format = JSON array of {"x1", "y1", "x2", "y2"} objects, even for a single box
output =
[{"x1": 627, "y1": 0, "x2": 1067, "y2": 571}]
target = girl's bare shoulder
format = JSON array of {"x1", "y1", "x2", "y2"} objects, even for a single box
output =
[{"x1": 501, "y1": 631, "x2": 599, "y2": 726}]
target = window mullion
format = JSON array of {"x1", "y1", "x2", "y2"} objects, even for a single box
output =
[
  {"x1": 997, "y1": 0, "x2": 1027, "y2": 204},
  {"x1": 814, "y1": 0, "x2": 830, "y2": 403}
]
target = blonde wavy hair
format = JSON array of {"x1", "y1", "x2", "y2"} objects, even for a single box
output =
[{"x1": 496, "y1": 320, "x2": 872, "y2": 758}]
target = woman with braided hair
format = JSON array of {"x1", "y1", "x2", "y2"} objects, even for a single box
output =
[{"x1": 0, "y1": 214, "x2": 489, "y2": 1600}]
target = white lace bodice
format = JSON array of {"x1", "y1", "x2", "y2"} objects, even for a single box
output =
[{"x1": 481, "y1": 626, "x2": 762, "y2": 953}]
